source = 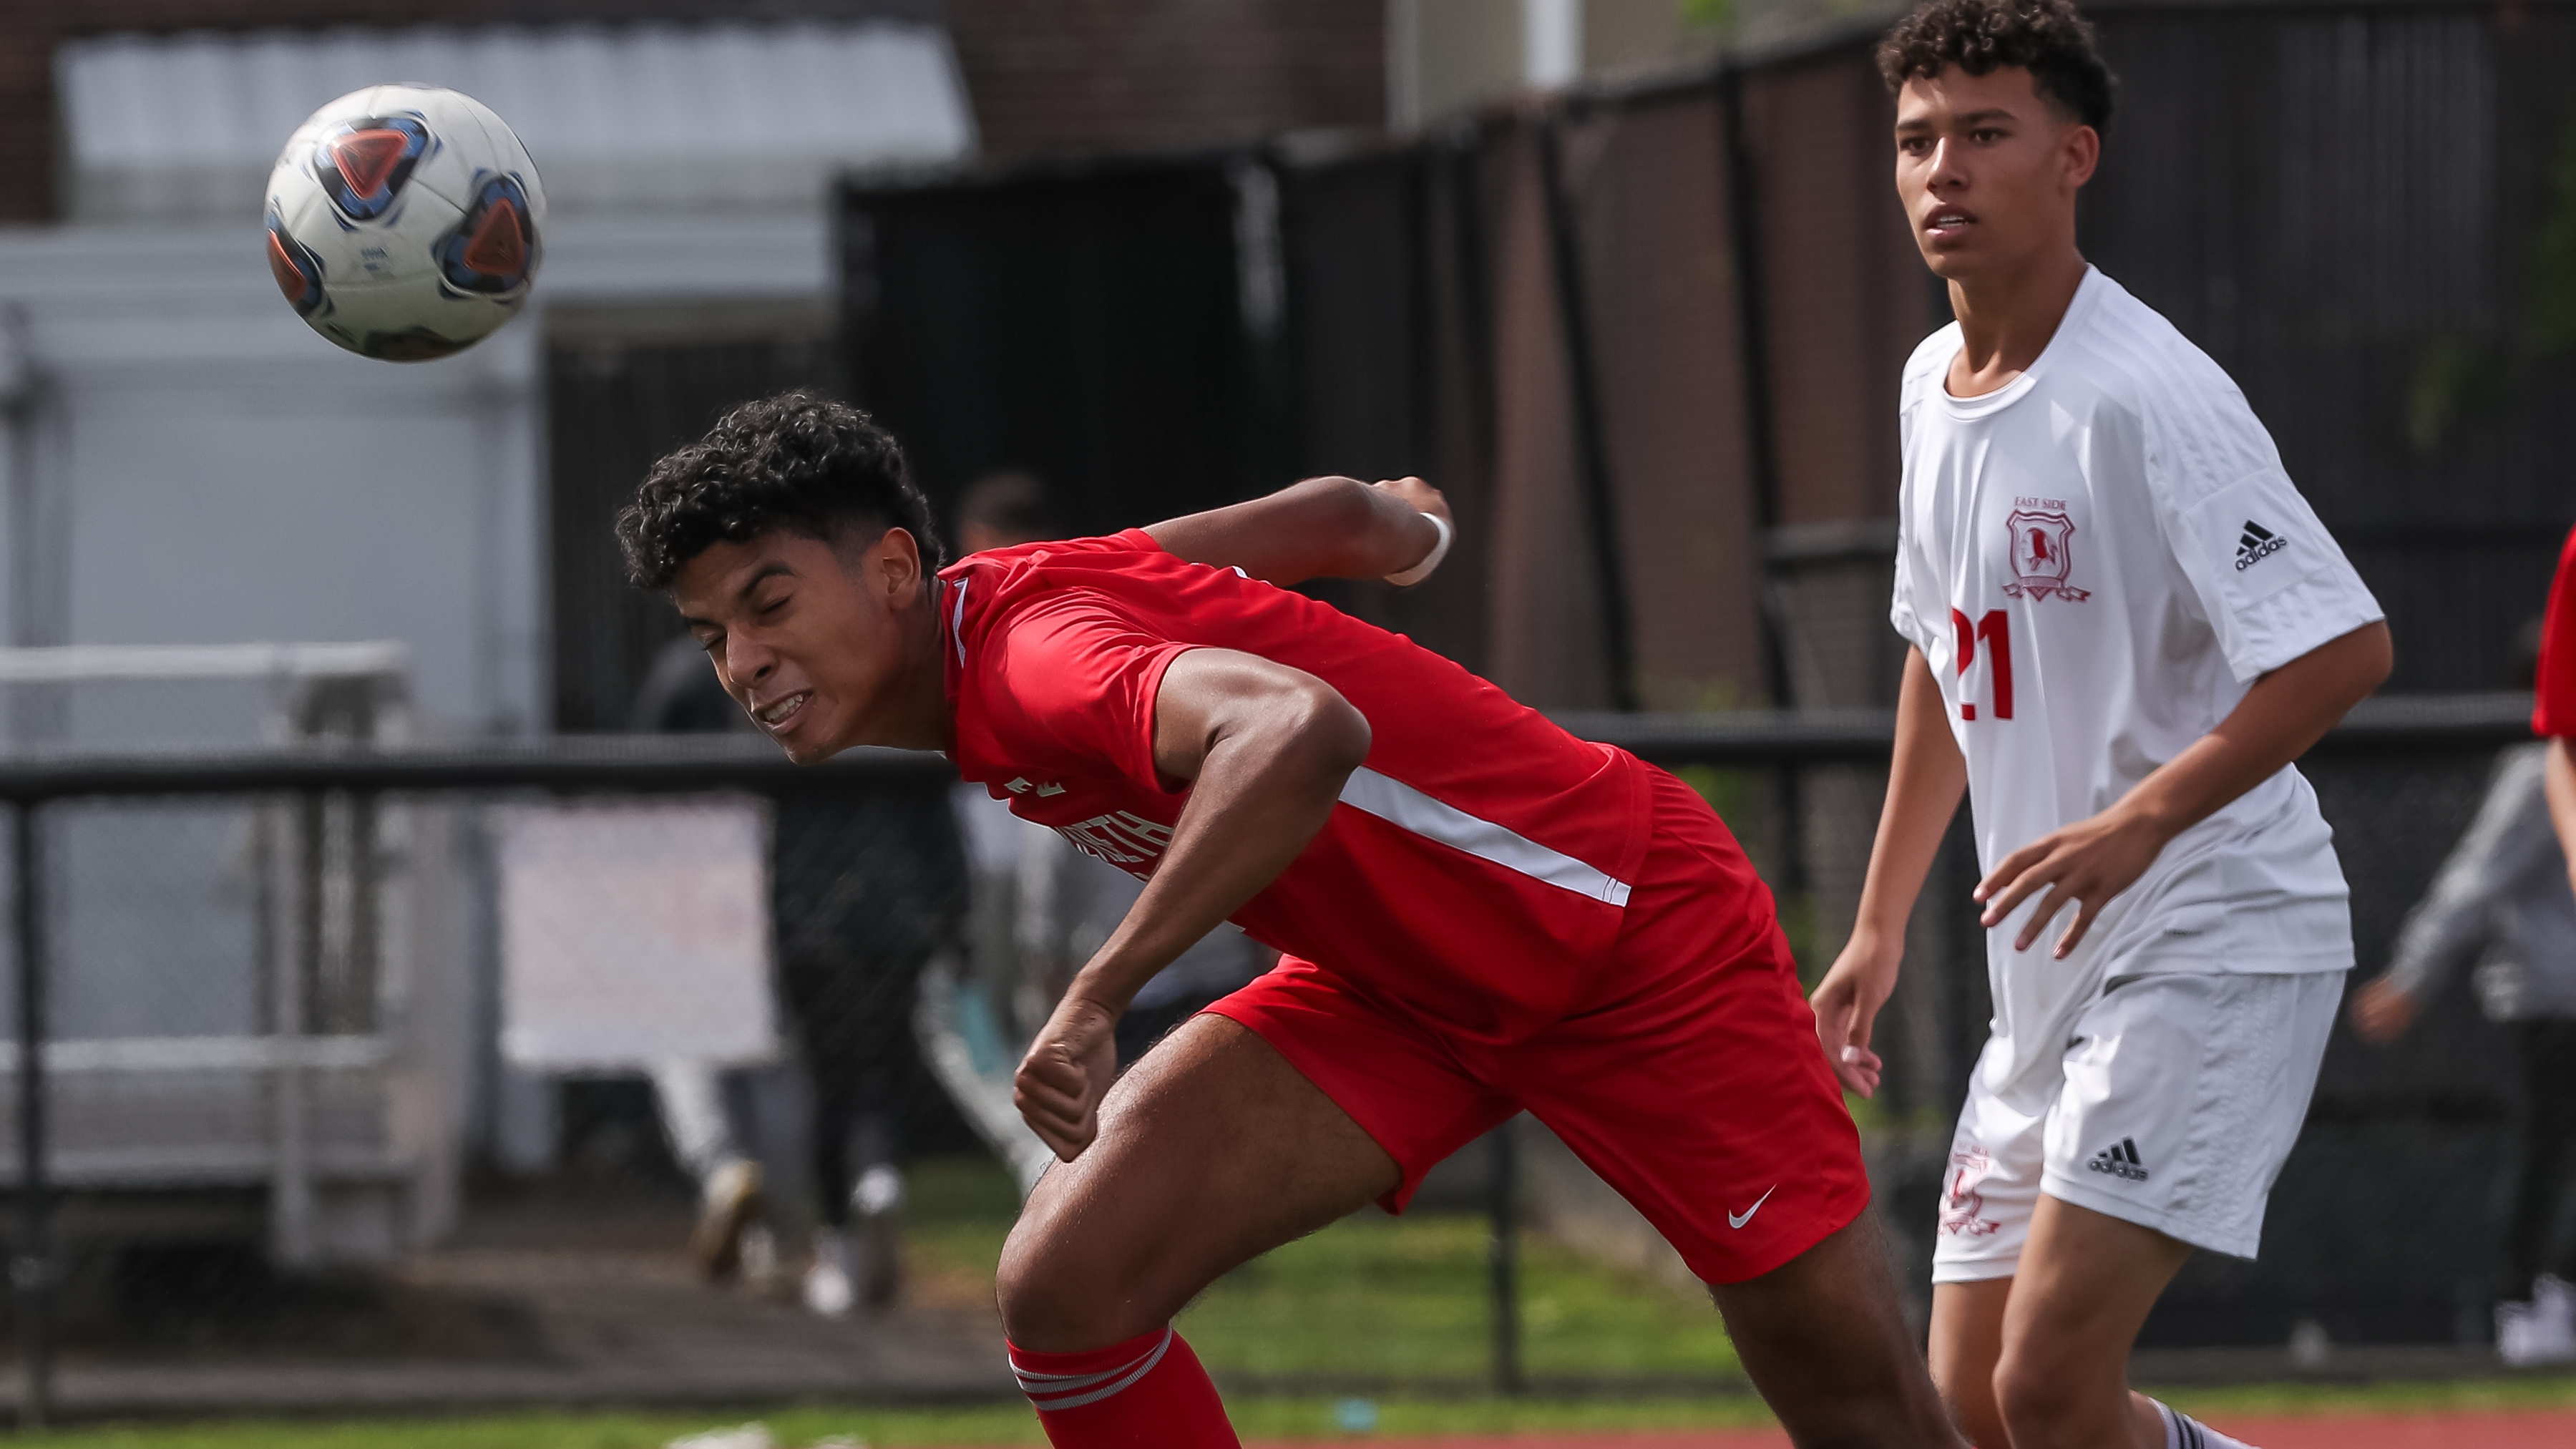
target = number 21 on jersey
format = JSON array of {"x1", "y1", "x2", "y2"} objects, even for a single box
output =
[{"x1": 1949, "y1": 608, "x2": 2013, "y2": 721}]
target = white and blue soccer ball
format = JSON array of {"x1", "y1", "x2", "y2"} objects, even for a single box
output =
[{"x1": 265, "y1": 84, "x2": 544, "y2": 362}]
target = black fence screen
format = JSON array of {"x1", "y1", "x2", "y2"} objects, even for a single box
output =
[
  {"x1": 839, "y1": 0, "x2": 2576, "y2": 716},
  {"x1": 547, "y1": 313, "x2": 841, "y2": 733},
  {"x1": 0, "y1": 702, "x2": 2544, "y2": 1425},
  {"x1": 419, "y1": 0, "x2": 2576, "y2": 1414}
]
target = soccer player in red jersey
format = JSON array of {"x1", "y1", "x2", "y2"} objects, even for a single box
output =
[{"x1": 618, "y1": 392, "x2": 1962, "y2": 1448}]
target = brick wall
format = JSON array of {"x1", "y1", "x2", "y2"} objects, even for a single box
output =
[
  {"x1": 948, "y1": 0, "x2": 1385, "y2": 159},
  {"x1": 0, "y1": 0, "x2": 1385, "y2": 221}
]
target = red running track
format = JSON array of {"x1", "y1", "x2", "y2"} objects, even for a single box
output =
[{"x1": 1258, "y1": 1409, "x2": 2576, "y2": 1448}]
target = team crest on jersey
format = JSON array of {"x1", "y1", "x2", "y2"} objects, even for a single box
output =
[
  {"x1": 1940, "y1": 1145, "x2": 2001, "y2": 1237},
  {"x1": 2001, "y1": 507, "x2": 2091, "y2": 602}
]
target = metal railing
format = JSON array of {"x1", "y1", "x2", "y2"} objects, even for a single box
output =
[{"x1": 0, "y1": 696, "x2": 2538, "y2": 1418}]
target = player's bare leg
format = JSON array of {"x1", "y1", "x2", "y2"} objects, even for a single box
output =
[
  {"x1": 1927, "y1": 1277, "x2": 2012, "y2": 1446},
  {"x1": 997, "y1": 1013, "x2": 1398, "y2": 1351},
  {"x1": 1710, "y1": 1214, "x2": 1966, "y2": 1448},
  {"x1": 1936, "y1": 1194, "x2": 2190, "y2": 1448}
]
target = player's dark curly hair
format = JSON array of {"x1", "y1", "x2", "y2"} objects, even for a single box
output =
[
  {"x1": 1878, "y1": 0, "x2": 2116, "y2": 137},
  {"x1": 615, "y1": 391, "x2": 946, "y2": 590}
]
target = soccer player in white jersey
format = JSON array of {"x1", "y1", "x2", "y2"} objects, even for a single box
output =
[{"x1": 1807, "y1": 2, "x2": 2396, "y2": 1446}]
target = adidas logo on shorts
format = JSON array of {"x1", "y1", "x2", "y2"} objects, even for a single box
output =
[
  {"x1": 2088, "y1": 1138, "x2": 2150, "y2": 1183},
  {"x1": 2235, "y1": 519, "x2": 2288, "y2": 571}
]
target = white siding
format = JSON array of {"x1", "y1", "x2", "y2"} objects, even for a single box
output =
[
  {"x1": 0, "y1": 213, "x2": 832, "y2": 734},
  {"x1": 59, "y1": 21, "x2": 976, "y2": 221}
]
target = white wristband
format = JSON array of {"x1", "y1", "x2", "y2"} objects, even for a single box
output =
[{"x1": 1383, "y1": 512, "x2": 1453, "y2": 587}]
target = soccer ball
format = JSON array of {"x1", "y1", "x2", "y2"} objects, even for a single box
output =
[{"x1": 265, "y1": 84, "x2": 545, "y2": 362}]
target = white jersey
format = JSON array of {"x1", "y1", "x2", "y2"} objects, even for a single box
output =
[{"x1": 1891, "y1": 267, "x2": 2382, "y2": 1078}]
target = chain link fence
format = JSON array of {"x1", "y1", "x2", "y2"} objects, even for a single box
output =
[
  {"x1": 844, "y1": 0, "x2": 2576, "y2": 723},
  {"x1": 0, "y1": 691, "x2": 2537, "y2": 1420},
  {"x1": 0, "y1": 0, "x2": 2562, "y2": 1416}
]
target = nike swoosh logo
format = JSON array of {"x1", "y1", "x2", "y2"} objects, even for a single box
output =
[{"x1": 1728, "y1": 1184, "x2": 1778, "y2": 1230}]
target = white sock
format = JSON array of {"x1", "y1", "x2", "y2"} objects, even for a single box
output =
[{"x1": 2155, "y1": 1399, "x2": 2255, "y2": 1449}]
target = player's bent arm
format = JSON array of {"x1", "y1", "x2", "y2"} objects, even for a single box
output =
[
  {"x1": 1979, "y1": 620, "x2": 2394, "y2": 955},
  {"x1": 2113, "y1": 620, "x2": 2394, "y2": 835},
  {"x1": 1011, "y1": 648, "x2": 1370, "y2": 1159},
  {"x1": 2548, "y1": 738, "x2": 2576, "y2": 901},
  {"x1": 1848, "y1": 647, "x2": 1970, "y2": 951},
  {"x1": 2360, "y1": 756, "x2": 2547, "y2": 1041},
  {"x1": 1810, "y1": 646, "x2": 1966, "y2": 1096},
  {"x1": 1146, "y1": 474, "x2": 1453, "y2": 586},
  {"x1": 1081, "y1": 648, "x2": 1367, "y2": 1010}
]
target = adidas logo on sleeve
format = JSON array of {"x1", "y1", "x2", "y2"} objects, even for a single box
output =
[
  {"x1": 2235, "y1": 520, "x2": 2288, "y2": 571},
  {"x1": 2088, "y1": 1138, "x2": 2150, "y2": 1182}
]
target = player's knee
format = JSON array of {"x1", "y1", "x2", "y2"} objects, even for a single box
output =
[
  {"x1": 995, "y1": 1219, "x2": 1089, "y2": 1348},
  {"x1": 994, "y1": 1196, "x2": 1146, "y2": 1351},
  {"x1": 1990, "y1": 1347, "x2": 2086, "y2": 1443}
]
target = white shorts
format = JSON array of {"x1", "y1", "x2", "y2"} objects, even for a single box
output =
[{"x1": 1930, "y1": 970, "x2": 2343, "y2": 1280}]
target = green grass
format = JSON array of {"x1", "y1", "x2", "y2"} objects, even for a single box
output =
[
  {"x1": 0, "y1": 1397, "x2": 1790, "y2": 1448},
  {"x1": 2161, "y1": 1373, "x2": 2576, "y2": 1420},
  {"x1": 1177, "y1": 1214, "x2": 1742, "y2": 1384},
  {"x1": 19, "y1": 1158, "x2": 2572, "y2": 1446},
  {"x1": 6, "y1": 1410, "x2": 1046, "y2": 1449},
  {"x1": 18, "y1": 1378, "x2": 2576, "y2": 1449},
  {"x1": 902, "y1": 1158, "x2": 1744, "y2": 1389}
]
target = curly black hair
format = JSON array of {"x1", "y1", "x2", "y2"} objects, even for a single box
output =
[
  {"x1": 615, "y1": 391, "x2": 946, "y2": 590},
  {"x1": 1878, "y1": 0, "x2": 2116, "y2": 137}
]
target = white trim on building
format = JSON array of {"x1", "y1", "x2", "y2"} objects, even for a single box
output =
[{"x1": 59, "y1": 21, "x2": 977, "y2": 221}]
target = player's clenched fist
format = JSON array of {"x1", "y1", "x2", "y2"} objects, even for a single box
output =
[
  {"x1": 1014, "y1": 995, "x2": 1121, "y2": 1162},
  {"x1": 1372, "y1": 474, "x2": 1448, "y2": 522}
]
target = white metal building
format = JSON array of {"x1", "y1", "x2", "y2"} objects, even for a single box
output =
[
  {"x1": 0, "y1": 21, "x2": 975, "y2": 1264},
  {"x1": 0, "y1": 20, "x2": 975, "y2": 738}
]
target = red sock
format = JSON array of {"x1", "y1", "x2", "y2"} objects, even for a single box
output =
[{"x1": 1009, "y1": 1327, "x2": 1239, "y2": 1448}]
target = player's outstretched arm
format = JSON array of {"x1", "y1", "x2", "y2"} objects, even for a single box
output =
[
  {"x1": 1012, "y1": 648, "x2": 1370, "y2": 1161},
  {"x1": 1811, "y1": 646, "x2": 1966, "y2": 1097},
  {"x1": 1145, "y1": 474, "x2": 1453, "y2": 586},
  {"x1": 1980, "y1": 620, "x2": 2394, "y2": 958}
]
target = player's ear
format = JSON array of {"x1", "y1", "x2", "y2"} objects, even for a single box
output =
[
  {"x1": 2061, "y1": 120, "x2": 2100, "y2": 189},
  {"x1": 872, "y1": 524, "x2": 924, "y2": 602}
]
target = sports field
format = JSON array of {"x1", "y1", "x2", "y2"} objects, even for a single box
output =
[
  {"x1": 892, "y1": 1159, "x2": 2576, "y2": 1445},
  {"x1": 9, "y1": 6, "x2": 2562, "y2": 1446},
  {"x1": 7, "y1": 1379, "x2": 2575, "y2": 1448},
  {"x1": 18, "y1": 1157, "x2": 2559, "y2": 1448},
  {"x1": 906, "y1": 1158, "x2": 1740, "y2": 1387}
]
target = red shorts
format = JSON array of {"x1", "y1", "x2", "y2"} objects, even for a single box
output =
[{"x1": 1206, "y1": 766, "x2": 1868, "y2": 1285}]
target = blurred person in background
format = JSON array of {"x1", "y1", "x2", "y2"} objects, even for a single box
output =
[
  {"x1": 2356, "y1": 533, "x2": 2576, "y2": 1362},
  {"x1": 949, "y1": 471, "x2": 1274, "y2": 1072},
  {"x1": 955, "y1": 469, "x2": 1052, "y2": 560},
  {"x1": 629, "y1": 641, "x2": 778, "y2": 1285},
  {"x1": 2351, "y1": 623, "x2": 2576, "y2": 1362},
  {"x1": 633, "y1": 602, "x2": 970, "y2": 1317}
]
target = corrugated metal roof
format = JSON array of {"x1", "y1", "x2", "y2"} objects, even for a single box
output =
[{"x1": 59, "y1": 21, "x2": 976, "y2": 222}]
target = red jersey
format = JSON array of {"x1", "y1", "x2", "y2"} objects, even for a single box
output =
[
  {"x1": 940, "y1": 530, "x2": 1697, "y2": 1043},
  {"x1": 2539, "y1": 522, "x2": 2576, "y2": 738}
]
